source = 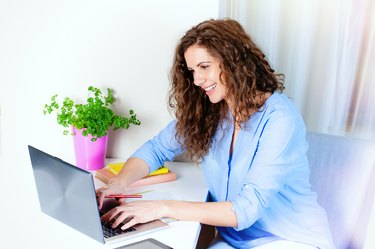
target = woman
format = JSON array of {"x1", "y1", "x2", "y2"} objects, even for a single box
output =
[{"x1": 97, "y1": 19, "x2": 335, "y2": 249}]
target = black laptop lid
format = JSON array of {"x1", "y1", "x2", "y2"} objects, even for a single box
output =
[{"x1": 28, "y1": 145, "x2": 104, "y2": 243}]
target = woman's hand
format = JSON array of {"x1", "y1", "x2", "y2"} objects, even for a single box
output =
[
  {"x1": 100, "y1": 200, "x2": 167, "y2": 230},
  {"x1": 96, "y1": 178, "x2": 128, "y2": 209},
  {"x1": 96, "y1": 158, "x2": 150, "y2": 209}
]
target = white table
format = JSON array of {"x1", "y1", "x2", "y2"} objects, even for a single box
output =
[
  {"x1": 3, "y1": 160, "x2": 208, "y2": 249},
  {"x1": 102, "y1": 161, "x2": 209, "y2": 249}
]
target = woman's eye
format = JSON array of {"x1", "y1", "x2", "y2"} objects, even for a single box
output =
[{"x1": 201, "y1": 65, "x2": 209, "y2": 69}]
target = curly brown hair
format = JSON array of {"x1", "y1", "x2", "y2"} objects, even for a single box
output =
[{"x1": 168, "y1": 18, "x2": 284, "y2": 161}]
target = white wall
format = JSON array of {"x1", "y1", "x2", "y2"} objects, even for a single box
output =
[
  {"x1": 0, "y1": 1, "x2": 218, "y2": 248},
  {"x1": 0, "y1": 0, "x2": 218, "y2": 160}
]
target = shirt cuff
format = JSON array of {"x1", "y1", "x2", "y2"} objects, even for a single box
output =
[{"x1": 231, "y1": 199, "x2": 248, "y2": 231}]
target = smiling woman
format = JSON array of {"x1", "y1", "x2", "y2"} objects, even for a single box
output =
[
  {"x1": 169, "y1": 19, "x2": 284, "y2": 162},
  {"x1": 184, "y1": 44, "x2": 226, "y2": 104},
  {"x1": 97, "y1": 18, "x2": 335, "y2": 249}
]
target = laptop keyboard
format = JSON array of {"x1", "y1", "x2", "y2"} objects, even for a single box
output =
[
  {"x1": 99, "y1": 209, "x2": 136, "y2": 238},
  {"x1": 102, "y1": 222, "x2": 136, "y2": 238}
]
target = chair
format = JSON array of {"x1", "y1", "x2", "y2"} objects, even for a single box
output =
[{"x1": 306, "y1": 132, "x2": 375, "y2": 249}]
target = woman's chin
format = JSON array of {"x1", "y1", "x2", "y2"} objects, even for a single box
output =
[{"x1": 208, "y1": 96, "x2": 223, "y2": 104}]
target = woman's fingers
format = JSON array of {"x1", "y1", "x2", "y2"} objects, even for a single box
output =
[
  {"x1": 100, "y1": 204, "x2": 129, "y2": 228},
  {"x1": 101, "y1": 200, "x2": 161, "y2": 229},
  {"x1": 112, "y1": 211, "x2": 133, "y2": 229},
  {"x1": 101, "y1": 206, "x2": 120, "y2": 222},
  {"x1": 96, "y1": 181, "x2": 127, "y2": 209},
  {"x1": 97, "y1": 191, "x2": 106, "y2": 209},
  {"x1": 121, "y1": 217, "x2": 138, "y2": 230}
]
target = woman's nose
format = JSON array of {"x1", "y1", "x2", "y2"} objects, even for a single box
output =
[{"x1": 194, "y1": 73, "x2": 205, "y2": 87}]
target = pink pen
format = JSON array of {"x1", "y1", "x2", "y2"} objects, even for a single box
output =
[{"x1": 105, "y1": 194, "x2": 143, "y2": 198}]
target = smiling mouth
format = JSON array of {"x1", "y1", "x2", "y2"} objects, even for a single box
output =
[{"x1": 204, "y1": 83, "x2": 217, "y2": 91}]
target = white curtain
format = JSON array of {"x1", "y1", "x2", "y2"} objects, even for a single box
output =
[{"x1": 225, "y1": 0, "x2": 375, "y2": 139}]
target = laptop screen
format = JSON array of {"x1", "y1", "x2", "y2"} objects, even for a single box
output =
[{"x1": 28, "y1": 145, "x2": 104, "y2": 243}]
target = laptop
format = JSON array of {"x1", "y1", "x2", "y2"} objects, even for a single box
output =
[{"x1": 28, "y1": 145, "x2": 168, "y2": 244}]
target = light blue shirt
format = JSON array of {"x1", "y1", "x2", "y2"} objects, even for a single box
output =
[{"x1": 131, "y1": 93, "x2": 335, "y2": 249}]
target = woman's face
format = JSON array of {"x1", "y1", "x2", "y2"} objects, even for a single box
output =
[{"x1": 184, "y1": 44, "x2": 228, "y2": 105}]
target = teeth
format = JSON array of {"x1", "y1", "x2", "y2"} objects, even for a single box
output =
[{"x1": 205, "y1": 84, "x2": 217, "y2": 91}]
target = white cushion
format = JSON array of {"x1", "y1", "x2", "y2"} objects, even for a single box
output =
[{"x1": 307, "y1": 133, "x2": 375, "y2": 249}]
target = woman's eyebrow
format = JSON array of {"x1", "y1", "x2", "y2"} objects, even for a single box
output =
[
  {"x1": 187, "y1": 61, "x2": 211, "y2": 69},
  {"x1": 197, "y1": 61, "x2": 210, "y2": 67}
]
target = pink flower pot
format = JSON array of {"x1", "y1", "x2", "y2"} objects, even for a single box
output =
[{"x1": 72, "y1": 127, "x2": 108, "y2": 170}]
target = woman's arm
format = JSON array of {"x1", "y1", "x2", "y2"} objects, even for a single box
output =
[
  {"x1": 163, "y1": 200, "x2": 238, "y2": 227},
  {"x1": 115, "y1": 157, "x2": 150, "y2": 186},
  {"x1": 97, "y1": 121, "x2": 183, "y2": 208},
  {"x1": 102, "y1": 199, "x2": 238, "y2": 230},
  {"x1": 99, "y1": 159, "x2": 239, "y2": 230}
]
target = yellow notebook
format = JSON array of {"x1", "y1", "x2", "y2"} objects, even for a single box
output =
[{"x1": 107, "y1": 162, "x2": 169, "y2": 176}]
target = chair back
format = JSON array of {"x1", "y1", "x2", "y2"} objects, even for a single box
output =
[{"x1": 307, "y1": 133, "x2": 375, "y2": 249}]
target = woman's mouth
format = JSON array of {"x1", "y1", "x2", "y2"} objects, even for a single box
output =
[{"x1": 204, "y1": 83, "x2": 217, "y2": 92}]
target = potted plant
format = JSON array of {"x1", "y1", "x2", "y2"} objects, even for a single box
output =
[{"x1": 43, "y1": 86, "x2": 141, "y2": 170}]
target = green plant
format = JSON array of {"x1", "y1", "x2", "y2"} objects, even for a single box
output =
[{"x1": 43, "y1": 86, "x2": 141, "y2": 141}]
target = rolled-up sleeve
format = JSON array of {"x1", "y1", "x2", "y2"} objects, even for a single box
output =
[
  {"x1": 130, "y1": 120, "x2": 184, "y2": 174},
  {"x1": 231, "y1": 111, "x2": 307, "y2": 231}
]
